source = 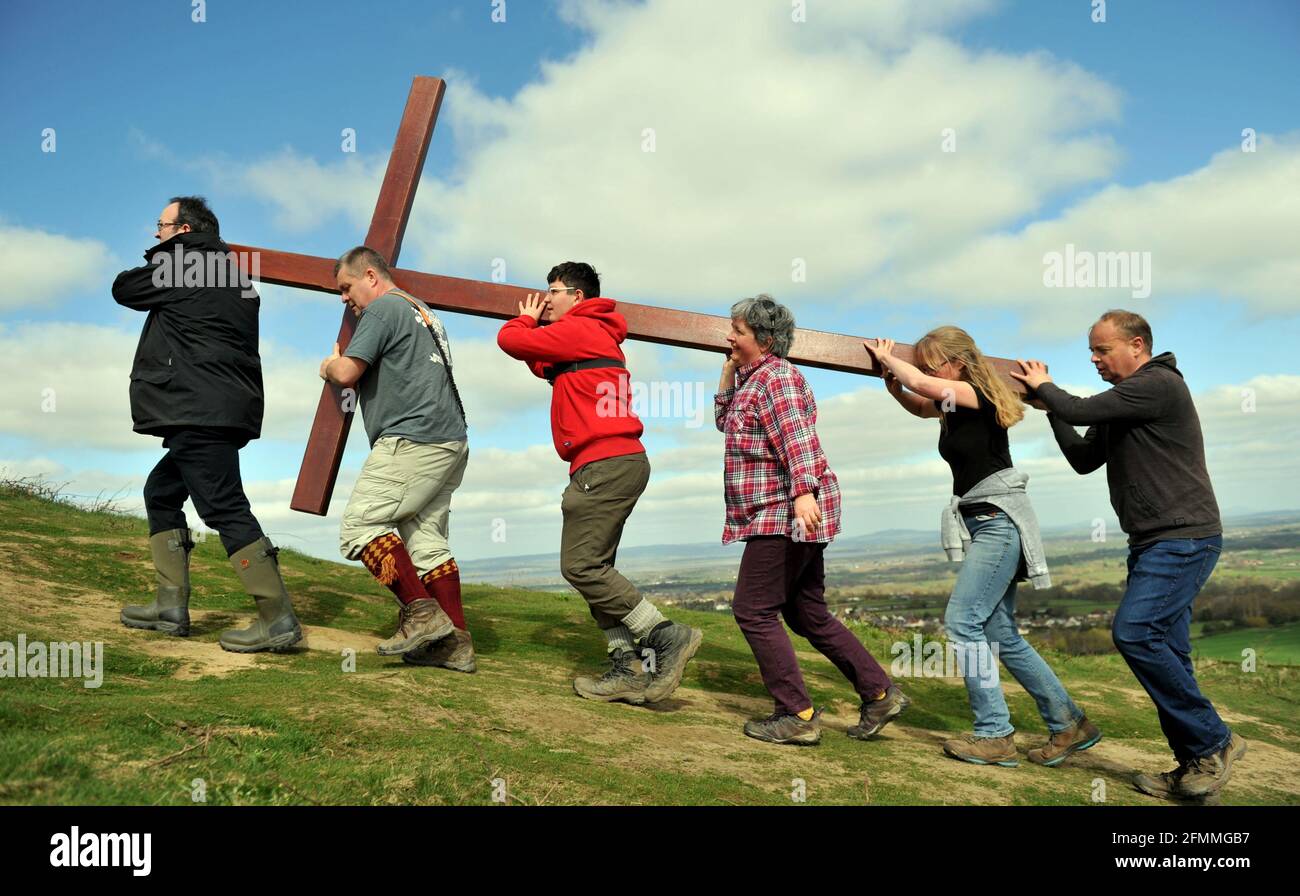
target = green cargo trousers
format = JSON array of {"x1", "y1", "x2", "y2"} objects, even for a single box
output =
[{"x1": 559, "y1": 451, "x2": 651, "y2": 629}]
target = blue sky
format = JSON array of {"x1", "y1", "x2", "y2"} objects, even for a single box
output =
[{"x1": 1, "y1": 0, "x2": 1297, "y2": 562}]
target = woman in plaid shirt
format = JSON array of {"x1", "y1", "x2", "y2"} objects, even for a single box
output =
[{"x1": 715, "y1": 295, "x2": 908, "y2": 746}]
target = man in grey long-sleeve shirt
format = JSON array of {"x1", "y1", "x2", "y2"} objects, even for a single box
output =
[{"x1": 1012, "y1": 309, "x2": 1244, "y2": 802}]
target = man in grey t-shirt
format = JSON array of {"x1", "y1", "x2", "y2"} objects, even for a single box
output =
[
  {"x1": 343, "y1": 283, "x2": 466, "y2": 448},
  {"x1": 320, "y1": 246, "x2": 475, "y2": 672}
]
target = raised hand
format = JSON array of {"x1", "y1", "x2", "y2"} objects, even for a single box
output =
[
  {"x1": 518, "y1": 292, "x2": 550, "y2": 321},
  {"x1": 1009, "y1": 358, "x2": 1052, "y2": 390},
  {"x1": 864, "y1": 337, "x2": 897, "y2": 371},
  {"x1": 319, "y1": 341, "x2": 341, "y2": 381}
]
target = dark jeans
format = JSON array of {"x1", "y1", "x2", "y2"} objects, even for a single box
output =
[
  {"x1": 559, "y1": 452, "x2": 650, "y2": 629},
  {"x1": 733, "y1": 535, "x2": 892, "y2": 715},
  {"x1": 144, "y1": 427, "x2": 264, "y2": 557},
  {"x1": 1114, "y1": 535, "x2": 1231, "y2": 761}
]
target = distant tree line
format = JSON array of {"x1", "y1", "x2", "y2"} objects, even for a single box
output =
[{"x1": 1194, "y1": 581, "x2": 1300, "y2": 633}]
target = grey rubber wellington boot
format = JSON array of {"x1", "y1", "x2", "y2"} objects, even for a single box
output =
[
  {"x1": 219, "y1": 537, "x2": 304, "y2": 653},
  {"x1": 121, "y1": 529, "x2": 193, "y2": 636}
]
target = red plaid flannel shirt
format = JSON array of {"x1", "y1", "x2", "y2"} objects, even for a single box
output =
[{"x1": 714, "y1": 352, "x2": 841, "y2": 544}]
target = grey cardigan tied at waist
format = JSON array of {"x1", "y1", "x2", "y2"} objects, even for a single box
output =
[{"x1": 940, "y1": 467, "x2": 1052, "y2": 590}]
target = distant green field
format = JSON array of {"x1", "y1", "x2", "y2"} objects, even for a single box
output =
[
  {"x1": 1192, "y1": 622, "x2": 1300, "y2": 666},
  {"x1": 1215, "y1": 550, "x2": 1300, "y2": 582}
]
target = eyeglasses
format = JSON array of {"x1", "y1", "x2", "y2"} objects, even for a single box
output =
[
  {"x1": 156, "y1": 220, "x2": 183, "y2": 230},
  {"x1": 546, "y1": 286, "x2": 577, "y2": 295}
]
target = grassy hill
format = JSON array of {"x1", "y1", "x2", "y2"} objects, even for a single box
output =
[
  {"x1": 1, "y1": 482, "x2": 1297, "y2": 806},
  {"x1": 1193, "y1": 622, "x2": 1300, "y2": 666}
]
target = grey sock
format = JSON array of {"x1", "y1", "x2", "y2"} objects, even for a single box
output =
[
  {"x1": 602, "y1": 624, "x2": 636, "y2": 654},
  {"x1": 621, "y1": 600, "x2": 667, "y2": 641}
]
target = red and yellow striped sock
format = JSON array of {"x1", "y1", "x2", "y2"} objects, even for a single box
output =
[
  {"x1": 421, "y1": 558, "x2": 465, "y2": 629},
  {"x1": 359, "y1": 533, "x2": 426, "y2": 605}
]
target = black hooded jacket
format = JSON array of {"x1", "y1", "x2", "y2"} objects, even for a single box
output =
[
  {"x1": 113, "y1": 231, "x2": 264, "y2": 439},
  {"x1": 1037, "y1": 352, "x2": 1222, "y2": 547}
]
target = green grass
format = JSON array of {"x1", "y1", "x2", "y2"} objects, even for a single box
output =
[
  {"x1": 1, "y1": 484, "x2": 1297, "y2": 806},
  {"x1": 1192, "y1": 622, "x2": 1300, "y2": 666}
]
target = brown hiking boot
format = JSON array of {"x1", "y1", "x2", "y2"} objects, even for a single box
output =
[
  {"x1": 402, "y1": 628, "x2": 477, "y2": 672},
  {"x1": 376, "y1": 598, "x2": 455, "y2": 656},
  {"x1": 847, "y1": 685, "x2": 911, "y2": 740},
  {"x1": 943, "y1": 732, "x2": 1019, "y2": 767},
  {"x1": 744, "y1": 708, "x2": 823, "y2": 746},
  {"x1": 1133, "y1": 761, "x2": 1191, "y2": 800},
  {"x1": 1179, "y1": 733, "x2": 1247, "y2": 798},
  {"x1": 1027, "y1": 715, "x2": 1102, "y2": 767}
]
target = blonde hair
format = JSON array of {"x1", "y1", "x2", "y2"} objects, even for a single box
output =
[{"x1": 913, "y1": 326, "x2": 1024, "y2": 429}]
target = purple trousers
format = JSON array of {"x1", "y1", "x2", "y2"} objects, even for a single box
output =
[{"x1": 732, "y1": 536, "x2": 892, "y2": 715}]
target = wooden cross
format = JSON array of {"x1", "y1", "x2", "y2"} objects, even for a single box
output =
[{"x1": 229, "y1": 76, "x2": 1036, "y2": 517}]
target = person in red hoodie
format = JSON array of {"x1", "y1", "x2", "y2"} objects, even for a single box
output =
[{"x1": 498, "y1": 261, "x2": 702, "y2": 706}]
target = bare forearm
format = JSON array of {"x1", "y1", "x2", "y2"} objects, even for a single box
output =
[
  {"x1": 325, "y1": 357, "x2": 364, "y2": 387},
  {"x1": 877, "y1": 355, "x2": 925, "y2": 393},
  {"x1": 900, "y1": 389, "x2": 933, "y2": 417}
]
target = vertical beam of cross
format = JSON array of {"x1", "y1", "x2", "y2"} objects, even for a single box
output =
[{"x1": 288, "y1": 77, "x2": 445, "y2": 515}]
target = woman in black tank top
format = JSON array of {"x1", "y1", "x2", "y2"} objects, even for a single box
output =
[
  {"x1": 936, "y1": 382, "x2": 1013, "y2": 515},
  {"x1": 866, "y1": 327, "x2": 1095, "y2": 769}
]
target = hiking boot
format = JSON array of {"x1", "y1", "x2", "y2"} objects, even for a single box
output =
[
  {"x1": 573, "y1": 648, "x2": 649, "y2": 704},
  {"x1": 376, "y1": 597, "x2": 455, "y2": 656},
  {"x1": 640, "y1": 621, "x2": 703, "y2": 703},
  {"x1": 1027, "y1": 715, "x2": 1102, "y2": 767},
  {"x1": 121, "y1": 528, "x2": 193, "y2": 636},
  {"x1": 1178, "y1": 733, "x2": 1247, "y2": 798},
  {"x1": 219, "y1": 537, "x2": 304, "y2": 653},
  {"x1": 1133, "y1": 761, "x2": 1191, "y2": 800},
  {"x1": 744, "y1": 709, "x2": 822, "y2": 746},
  {"x1": 943, "y1": 732, "x2": 1019, "y2": 767},
  {"x1": 403, "y1": 628, "x2": 477, "y2": 673},
  {"x1": 847, "y1": 685, "x2": 911, "y2": 740}
]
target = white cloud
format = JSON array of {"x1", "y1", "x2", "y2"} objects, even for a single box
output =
[
  {"x1": 0, "y1": 281, "x2": 670, "y2": 458},
  {"x1": 127, "y1": 0, "x2": 1296, "y2": 349},
  {"x1": 0, "y1": 224, "x2": 116, "y2": 313},
  {"x1": 239, "y1": 152, "x2": 384, "y2": 235},
  {"x1": 200, "y1": 0, "x2": 1120, "y2": 319},
  {"x1": 0, "y1": 322, "x2": 324, "y2": 450},
  {"x1": 0, "y1": 323, "x2": 143, "y2": 450},
  {"x1": 887, "y1": 136, "x2": 1300, "y2": 337}
]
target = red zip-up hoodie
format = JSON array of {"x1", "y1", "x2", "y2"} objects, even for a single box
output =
[{"x1": 497, "y1": 297, "x2": 645, "y2": 474}]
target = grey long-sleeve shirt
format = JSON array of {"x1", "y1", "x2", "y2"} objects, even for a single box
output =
[{"x1": 1036, "y1": 352, "x2": 1221, "y2": 547}]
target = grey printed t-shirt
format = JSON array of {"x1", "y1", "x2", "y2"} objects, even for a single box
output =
[{"x1": 344, "y1": 291, "x2": 467, "y2": 447}]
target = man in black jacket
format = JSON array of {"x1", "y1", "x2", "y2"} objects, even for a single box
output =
[
  {"x1": 114, "y1": 196, "x2": 302, "y2": 653},
  {"x1": 1013, "y1": 310, "x2": 1243, "y2": 801}
]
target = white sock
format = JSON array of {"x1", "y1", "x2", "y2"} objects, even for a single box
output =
[
  {"x1": 621, "y1": 600, "x2": 667, "y2": 641},
  {"x1": 602, "y1": 625, "x2": 636, "y2": 654}
]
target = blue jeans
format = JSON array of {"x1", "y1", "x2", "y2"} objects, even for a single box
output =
[
  {"x1": 945, "y1": 512, "x2": 1082, "y2": 738},
  {"x1": 1115, "y1": 535, "x2": 1231, "y2": 760}
]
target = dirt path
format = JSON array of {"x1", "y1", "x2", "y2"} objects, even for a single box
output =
[{"x1": 1, "y1": 574, "x2": 379, "y2": 681}]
